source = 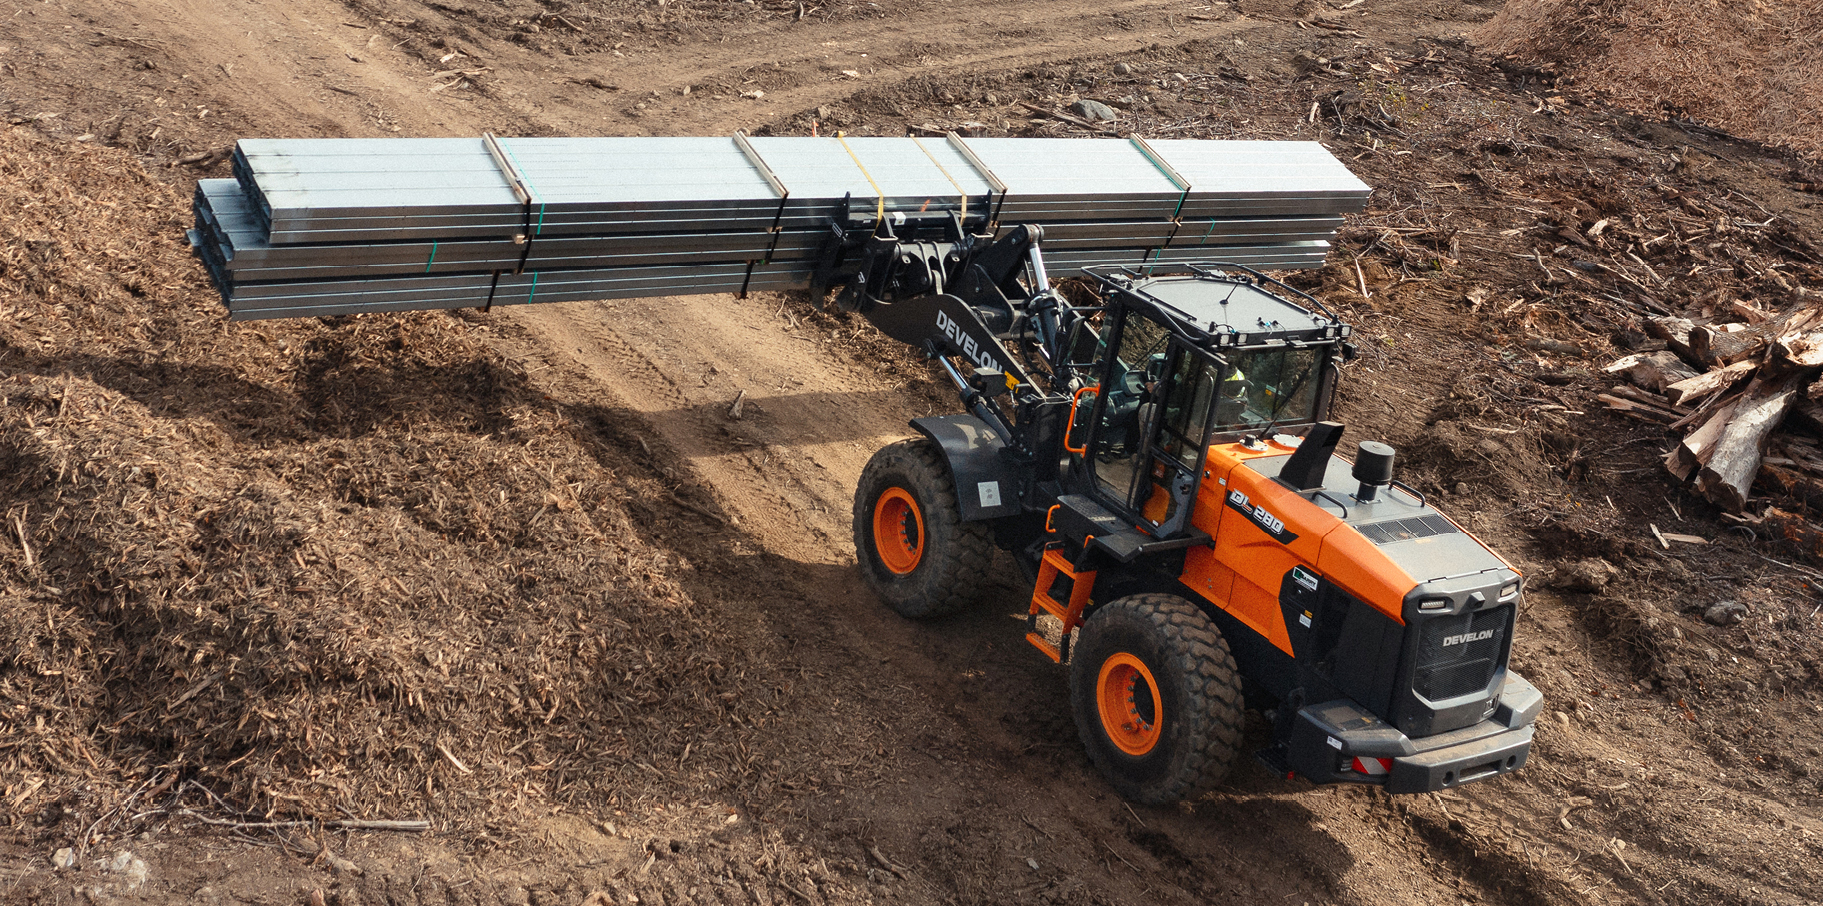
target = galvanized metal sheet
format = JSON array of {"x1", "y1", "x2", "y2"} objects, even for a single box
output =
[{"x1": 200, "y1": 135, "x2": 1368, "y2": 316}]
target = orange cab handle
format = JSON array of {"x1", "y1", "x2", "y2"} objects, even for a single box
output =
[{"x1": 1062, "y1": 385, "x2": 1099, "y2": 455}]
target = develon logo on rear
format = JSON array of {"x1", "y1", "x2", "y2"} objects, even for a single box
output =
[{"x1": 1441, "y1": 629, "x2": 1496, "y2": 647}]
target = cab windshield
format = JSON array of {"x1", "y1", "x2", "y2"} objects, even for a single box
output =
[{"x1": 1213, "y1": 346, "x2": 1324, "y2": 433}]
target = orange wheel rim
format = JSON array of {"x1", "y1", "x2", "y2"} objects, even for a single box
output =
[
  {"x1": 872, "y1": 487, "x2": 924, "y2": 575},
  {"x1": 1097, "y1": 652, "x2": 1162, "y2": 756}
]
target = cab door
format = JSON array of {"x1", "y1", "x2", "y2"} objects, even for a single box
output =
[{"x1": 1082, "y1": 311, "x2": 1223, "y2": 538}]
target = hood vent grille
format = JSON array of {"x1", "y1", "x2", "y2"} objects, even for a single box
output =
[{"x1": 1356, "y1": 514, "x2": 1458, "y2": 545}]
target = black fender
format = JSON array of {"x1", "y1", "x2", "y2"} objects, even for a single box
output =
[{"x1": 910, "y1": 414, "x2": 1024, "y2": 522}]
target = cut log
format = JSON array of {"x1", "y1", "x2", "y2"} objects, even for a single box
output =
[
  {"x1": 1521, "y1": 335, "x2": 1584, "y2": 356},
  {"x1": 1730, "y1": 299, "x2": 1773, "y2": 324},
  {"x1": 1688, "y1": 322, "x2": 1764, "y2": 367},
  {"x1": 1604, "y1": 384, "x2": 1689, "y2": 415},
  {"x1": 1665, "y1": 394, "x2": 1743, "y2": 480},
  {"x1": 1694, "y1": 376, "x2": 1801, "y2": 512},
  {"x1": 1756, "y1": 462, "x2": 1823, "y2": 513},
  {"x1": 1663, "y1": 359, "x2": 1758, "y2": 407},
  {"x1": 1774, "y1": 326, "x2": 1823, "y2": 368},
  {"x1": 1645, "y1": 316, "x2": 1701, "y2": 364},
  {"x1": 1700, "y1": 306, "x2": 1823, "y2": 367},
  {"x1": 1604, "y1": 350, "x2": 1697, "y2": 392},
  {"x1": 1598, "y1": 393, "x2": 1679, "y2": 423}
]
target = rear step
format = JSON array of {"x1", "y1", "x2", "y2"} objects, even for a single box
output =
[{"x1": 1025, "y1": 545, "x2": 1097, "y2": 663}]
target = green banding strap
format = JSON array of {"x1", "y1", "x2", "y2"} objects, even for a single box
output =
[
  {"x1": 1129, "y1": 137, "x2": 1190, "y2": 220},
  {"x1": 527, "y1": 271, "x2": 539, "y2": 304},
  {"x1": 425, "y1": 240, "x2": 439, "y2": 273},
  {"x1": 1200, "y1": 219, "x2": 1220, "y2": 246}
]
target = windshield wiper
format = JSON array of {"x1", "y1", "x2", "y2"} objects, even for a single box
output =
[{"x1": 1247, "y1": 357, "x2": 1317, "y2": 446}]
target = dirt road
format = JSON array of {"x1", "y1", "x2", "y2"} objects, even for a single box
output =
[{"x1": 3, "y1": 1, "x2": 1822, "y2": 905}]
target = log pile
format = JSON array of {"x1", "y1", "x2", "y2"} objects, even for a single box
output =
[{"x1": 1604, "y1": 298, "x2": 1823, "y2": 514}]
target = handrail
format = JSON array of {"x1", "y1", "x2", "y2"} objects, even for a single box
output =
[
  {"x1": 1062, "y1": 386, "x2": 1100, "y2": 455},
  {"x1": 1388, "y1": 479, "x2": 1426, "y2": 507}
]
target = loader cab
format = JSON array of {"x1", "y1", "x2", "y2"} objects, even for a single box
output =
[{"x1": 1066, "y1": 266, "x2": 1351, "y2": 538}]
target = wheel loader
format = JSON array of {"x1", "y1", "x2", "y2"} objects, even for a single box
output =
[
  {"x1": 191, "y1": 132, "x2": 1541, "y2": 805},
  {"x1": 822, "y1": 212, "x2": 1541, "y2": 805}
]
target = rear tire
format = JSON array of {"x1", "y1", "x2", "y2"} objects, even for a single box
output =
[
  {"x1": 853, "y1": 438, "x2": 994, "y2": 619},
  {"x1": 1070, "y1": 594, "x2": 1244, "y2": 805}
]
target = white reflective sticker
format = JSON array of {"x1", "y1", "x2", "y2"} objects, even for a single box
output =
[
  {"x1": 1299, "y1": 613, "x2": 1313, "y2": 628},
  {"x1": 1327, "y1": 736, "x2": 1344, "y2": 750},
  {"x1": 977, "y1": 481, "x2": 1002, "y2": 508}
]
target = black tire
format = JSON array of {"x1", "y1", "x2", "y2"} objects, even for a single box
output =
[
  {"x1": 1069, "y1": 593, "x2": 1244, "y2": 805},
  {"x1": 852, "y1": 438, "x2": 994, "y2": 619}
]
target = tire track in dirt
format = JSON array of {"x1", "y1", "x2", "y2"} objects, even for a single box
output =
[
  {"x1": 71, "y1": 0, "x2": 457, "y2": 137},
  {"x1": 551, "y1": 0, "x2": 1247, "y2": 135},
  {"x1": 500, "y1": 296, "x2": 911, "y2": 566},
  {"x1": 102, "y1": 0, "x2": 1255, "y2": 141}
]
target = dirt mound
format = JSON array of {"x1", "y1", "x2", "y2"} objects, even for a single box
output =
[
  {"x1": 1474, "y1": 0, "x2": 1823, "y2": 160},
  {"x1": 0, "y1": 126, "x2": 760, "y2": 833}
]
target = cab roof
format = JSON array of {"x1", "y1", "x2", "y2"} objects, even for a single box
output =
[{"x1": 1085, "y1": 264, "x2": 1350, "y2": 349}]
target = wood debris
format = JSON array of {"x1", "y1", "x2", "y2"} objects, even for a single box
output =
[
  {"x1": 1605, "y1": 349, "x2": 1696, "y2": 392},
  {"x1": 1614, "y1": 303, "x2": 1823, "y2": 513}
]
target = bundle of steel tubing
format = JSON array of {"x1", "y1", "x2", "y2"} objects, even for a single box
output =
[{"x1": 190, "y1": 133, "x2": 1369, "y2": 320}]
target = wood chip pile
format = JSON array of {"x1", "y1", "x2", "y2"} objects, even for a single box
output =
[
  {"x1": 1476, "y1": 0, "x2": 1823, "y2": 160},
  {"x1": 0, "y1": 127, "x2": 761, "y2": 834}
]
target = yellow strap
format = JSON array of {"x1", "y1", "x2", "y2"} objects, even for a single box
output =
[
  {"x1": 836, "y1": 133, "x2": 887, "y2": 225},
  {"x1": 909, "y1": 135, "x2": 968, "y2": 222}
]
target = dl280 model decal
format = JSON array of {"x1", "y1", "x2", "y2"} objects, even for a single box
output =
[{"x1": 1226, "y1": 489, "x2": 1299, "y2": 544}]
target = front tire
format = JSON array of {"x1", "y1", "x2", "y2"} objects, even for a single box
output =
[
  {"x1": 1070, "y1": 594, "x2": 1244, "y2": 805},
  {"x1": 853, "y1": 438, "x2": 993, "y2": 619}
]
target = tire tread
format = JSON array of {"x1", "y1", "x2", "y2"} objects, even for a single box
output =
[
  {"x1": 1070, "y1": 593, "x2": 1244, "y2": 804},
  {"x1": 853, "y1": 438, "x2": 994, "y2": 619}
]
